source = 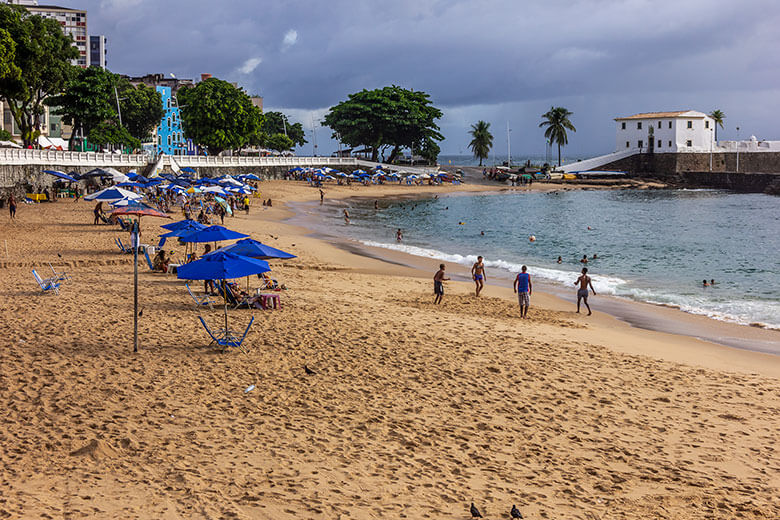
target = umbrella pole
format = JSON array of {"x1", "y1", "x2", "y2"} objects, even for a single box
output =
[
  {"x1": 133, "y1": 218, "x2": 139, "y2": 353},
  {"x1": 222, "y1": 280, "x2": 229, "y2": 333}
]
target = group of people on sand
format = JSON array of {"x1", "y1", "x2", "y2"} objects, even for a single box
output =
[{"x1": 433, "y1": 258, "x2": 597, "y2": 317}]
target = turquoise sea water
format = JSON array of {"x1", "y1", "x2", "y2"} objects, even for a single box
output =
[{"x1": 321, "y1": 189, "x2": 780, "y2": 329}]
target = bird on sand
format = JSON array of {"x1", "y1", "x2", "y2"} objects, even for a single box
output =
[
  {"x1": 511, "y1": 504, "x2": 523, "y2": 518},
  {"x1": 470, "y1": 502, "x2": 483, "y2": 518},
  {"x1": 304, "y1": 365, "x2": 316, "y2": 376}
]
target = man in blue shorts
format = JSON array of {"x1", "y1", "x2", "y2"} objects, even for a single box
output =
[
  {"x1": 433, "y1": 263, "x2": 450, "y2": 304},
  {"x1": 471, "y1": 256, "x2": 486, "y2": 297},
  {"x1": 513, "y1": 265, "x2": 532, "y2": 318}
]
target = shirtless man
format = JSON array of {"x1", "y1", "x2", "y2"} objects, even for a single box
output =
[
  {"x1": 433, "y1": 263, "x2": 450, "y2": 304},
  {"x1": 471, "y1": 256, "x2": 487, "y2": 297},
  {"x1": 574, "y1": 267, "x2": 596, "y2": 315}
]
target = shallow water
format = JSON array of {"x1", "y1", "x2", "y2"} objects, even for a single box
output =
[{"x1": 319, "y1": 189, "x2": 780, "y2": 329}]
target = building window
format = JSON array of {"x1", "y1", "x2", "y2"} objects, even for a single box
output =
[
  {"x1": 657, "y1": 121, "x2": 661, "y2": 129},
  {"x1": 167, "y1": 117, "x2": 171, "y2": 128},
  {"x1": 638, "y1": 140, "x2": 643, "y2": 148},
  {"x1": 705, "y1": 120, "x2": 709, "y2": 129},
  {"x1": 167, "y1": 135, "x2": 172, "y2": 146},
  {"x1": 626, "y1": 141, "x2": 630, "y2": 148},
  {"x1": 668, "y1": 141, "x2": 672, "y2": 147},
  {"x1": 686, "y1": 140, "x2": 692, "y2": 147},
  {"x1": 621, "y1": 122, "x2": 626, "y2": 130},
  {"x1": 687, "y1": 121, "x2": 693, "y2": 129},
  {"x1": 668, "y1": 121, "x2": 672, "y2": 129},
  {"x1": 657, "y1": 139, "x2": 662, "y2": 148},
  {"x1": 51, "y1": 123, "x2": 57, "y2": 132},
  {"x1": 637, "y1": 122, "x2": 642, "y2": 130}
]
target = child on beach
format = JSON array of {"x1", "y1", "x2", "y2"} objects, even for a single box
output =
[{"x1": 433, "y1": 264, "x2": 450, "y2": 304}]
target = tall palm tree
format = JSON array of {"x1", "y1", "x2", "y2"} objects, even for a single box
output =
[
  {"x1": 539, "y1": 107, "x2": 576, "y2": 166},
  {"x1": 468, "y1": 120, "x2": 493, "y2": 166},
  {"x1": 709, "y1": 110, "x2": 725, "y2": 142}
]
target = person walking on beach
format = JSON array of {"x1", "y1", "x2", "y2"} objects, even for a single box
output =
[
  {"x1": 472, "y1": 256, "x2": 487, "y2": 297},
  {"x1": 93, "y1": 201, "x2": 104, "y2": 225},
  {"x1": 8, "y1": 193, "x2": 17, "y2": 220},
  {"x1": 513, "y1": 265, "x2": 532, "y2": 318},
  {"x1": 433, "y1": 263, "x2": 450, "y2": 304},
  {"x1": 319, "y1": 189, "x2": 324, "y2": 204},
  {"x1": 575, "y1": 267, "x2": 596, "y2": 315}
]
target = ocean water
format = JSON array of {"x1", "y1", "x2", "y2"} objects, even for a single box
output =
[
  {"x1": 321, "y1": 189, "x2": 780, "y2": 329},
  {"x1": 438, "y1": 154, "x2": 589, "y2": 167}
]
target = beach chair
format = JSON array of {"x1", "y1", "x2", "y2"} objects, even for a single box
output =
[
  {"x1": 115, "y1": 237, "x2": 128, "y2": 253},
  {"x1": 198, "y1": 315, "x2": 254, "y2": 353},
  {"x1": 32, "y1": 269, "x2": 60, "y2": 295},
  {"x1": 117, "y1": 237, "x2": 133, "y2": 254},
  {"x1": 185, "y1": 282, "x2": 217, "y2": 309},
  {"x1": 217, "y1": 283, "x2": 251, "y2": 309},
  {"x1": 48, "y1": 263, "x2": 71, "y2": 282},
  {"x1": 143, "y1": 249, "x2": 156, "y2": 271}
]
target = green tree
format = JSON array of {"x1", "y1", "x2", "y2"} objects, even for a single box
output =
[
  {"x1": 539, "y1": 106, "x2": 576, "y2": 166},
  {"x1": 0, "y1": 28, "x2": 21, "y2": 82},
  {"x1": 414, "y1": 136, "x2": 440, "y2": 165},
  {"x1": 265, "y1": 133, "x2": 294, "y2": 152},
  {"x1": 323, "y1": 85, "x2": 443, "y2": 163},
  {"x1": 119, "y1": 82, "x2": 163, "y2": 142},
  {"x1": 46, "y1": 66, "x2": 118, "y2": 149},
  {"x1": 709, "y1": 109, "x2": 725, "y2": 142},
  {"x1": 0, "y1": 128, "x2": 12, "y2": 141},
  {"x1": 0, "y1": 4, "x2": 78, "y2": 146},
  {"x1": 468, "y1": 120, "x2": 493, "y2": 166},
  {"x1": 87, "y1": 120, "x2": 140, "y2": 151},
  {"x1": 262, "y1": 111, "x2": 306, "y2": 147},
  {"x1": 178, "y1": 78, "x2": 263, "y2": 155}
]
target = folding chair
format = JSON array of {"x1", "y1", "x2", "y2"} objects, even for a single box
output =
[
  {"x1": 32, "y1": 269, "x2": 60, "y2": 294},
  {"x1": 185, "y1": 282, "x2": 216, "y2": 309},
  {"x1": 48, "y1": 263, "x2": 71, "y2": 282},
  {"x1": 143, "y1": 249, "x2": 156, "y2": 271},
  {"x1": 198, "y1": 315, "x2": 254, "y2": 353}
]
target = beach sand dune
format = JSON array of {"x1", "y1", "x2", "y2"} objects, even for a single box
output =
[{"x1": 1, "y1": 186, "x2": 779, "y2": 519}]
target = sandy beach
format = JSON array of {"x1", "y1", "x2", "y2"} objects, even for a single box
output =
[{"x1": 2, "y1": 180, "x2": 779, "y2": 519}]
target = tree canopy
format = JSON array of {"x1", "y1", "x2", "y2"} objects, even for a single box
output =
[
  {"x1": 323, "y1": 85, "x2": 443, "y2": 163},
  {"x1": 119, "y1": 82, "x2": 164, "y2": 142},
  {"x1": 539, "y1": 107, "x2": 576, "y2": 166},
  {"x1": 46, "y1": 66, "x2": 118, "y2": 148},
  {"x1": 265, "y1": 133, "x2": 295, "y2": 153},
  {"x1": 0, "y1": 28, "x2": 21, "y2": 83},
  {"x1": 262, "y1": 111, "x2": 306, "y2": 148},
  {"x1": 88, "y1": 120, "x2": 140, "y2": 151},
  {"x1": 0, "y1": 3, "x2": 78, "y2": 146},
  {"x1": 468, "y1": 120, "x2": 493, "y2": 166},
  {"x1": 178, "y1": 78, "x2": 263, "y2": 155}
]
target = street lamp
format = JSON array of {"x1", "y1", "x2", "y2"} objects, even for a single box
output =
[
  {"x1": 736, "y1": 126, "x2": 740, "y2": 173},
  {"x1": 709, "y1": 127, "x2": 713, "y2": 172}
]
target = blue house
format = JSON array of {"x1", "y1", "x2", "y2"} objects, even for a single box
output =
[{"x1": 155, "y1": 86, "x2": 186, "y2": 155}]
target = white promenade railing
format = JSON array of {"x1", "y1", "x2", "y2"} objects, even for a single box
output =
[
  {"x1": 0, "y1": 148, "x2": 149, "y2": 166},
  {"x1": 162, "y1": 155, "x2": 359, "y2": 168}
]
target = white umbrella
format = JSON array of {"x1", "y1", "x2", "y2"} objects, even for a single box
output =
[{"x1": 84, "y1": 187, "x2": 142, "y2": 203}]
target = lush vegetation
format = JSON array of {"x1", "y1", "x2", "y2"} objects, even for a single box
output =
[
  {"x1": 709, "y1": 109, "x2": 725, "y2": 142},
  {"x1": 468, "y1": 120, "x2": 493, "y2": 166},
  {"x1": 178, "y1": 78, "x2": 263, "y2": 155},
  {"x1": 323, "y1": 85, "x2": 443, "y2": 163},
  {"x1": 539, "y1": 106, "x2": 576, "y2": 166},
  {"x1": 0, "y1": 4, "x2": 78, "y2": 146},
  {"x1": 261, "y1": 111, "x2": 306, "y2": 151}
]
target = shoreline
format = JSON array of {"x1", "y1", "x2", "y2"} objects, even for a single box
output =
[{"x1": 285, "y1": 185, "x2": 780, "y2": 358}]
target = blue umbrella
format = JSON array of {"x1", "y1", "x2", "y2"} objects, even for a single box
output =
[
  {"x1": 179, "y1": 225, "x2": 249, "y2": 243},
  {"x1": 43, "y1": 169, "x2": 79, "y2": 182},
  {"x1": 177, "y1": 250, "x2": 270, "y2": 281},
  {"x1": 160, "y1": 221, "x2": 206, "y2": 238},
  {"x1": 161, "y1": 219, "x2": 204, "y2": 231},
  {"x1": 212, "y1": 238, "x2": 296, "y2": 260},
  {"x1": 84, "y1": 187, "x2": 142, "y2": 202},
  {"x1": 182, "y1": 167, "x2": 197, "y2": 174},
  {"x1": 178, "y1": 250, "x2": 271, "y2": 329},
  {"x1": 117, "y1": 182, "x2": 146, "y2": 188}
]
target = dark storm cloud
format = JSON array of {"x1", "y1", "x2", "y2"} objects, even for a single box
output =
[{"x1": 75, "y1": 0, "x2": 780, "y2": 154}]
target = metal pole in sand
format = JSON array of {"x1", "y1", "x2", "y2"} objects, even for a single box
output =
[{"x1": 133, "y1": 219, "x2": 139, "y2": 353}]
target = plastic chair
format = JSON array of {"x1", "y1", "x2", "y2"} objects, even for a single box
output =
[{"x1": 32, "y1": 269, "x2": 60, "y2": 294}]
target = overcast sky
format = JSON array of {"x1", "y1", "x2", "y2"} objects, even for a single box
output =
[{"x1": 73, "y1": 0, "x2": 780, "y2": 158}]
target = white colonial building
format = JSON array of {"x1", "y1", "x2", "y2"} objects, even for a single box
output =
[{"x1": 615, "y1": 110, "x2": 715, "y2": 153}]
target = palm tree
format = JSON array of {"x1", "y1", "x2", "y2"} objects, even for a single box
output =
[
  {"x1": 709, "y1": 110, "x2": 725, "y2": 142},
  {"x1": 539, "y1": 107, "x2": 576, "y2": 166},
  {"x1": 468, "y1": 120, "x2": 493, "y2": 166}
]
